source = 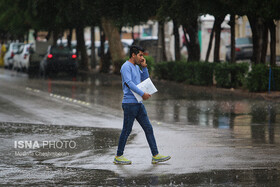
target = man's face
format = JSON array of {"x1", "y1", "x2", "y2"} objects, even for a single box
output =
[{"x1": 133, "y1": 51, "x2": 144, "y2": 65}]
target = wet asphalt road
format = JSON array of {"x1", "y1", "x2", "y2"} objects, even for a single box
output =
[{"x1": 0, "y1": 69, "x2": 280, "y2": 186}]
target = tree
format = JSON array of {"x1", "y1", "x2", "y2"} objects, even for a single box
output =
[
  {"x1": 0, "y1": 0, "x2": 32, "y2": 41},
  {"x1": 157, "y1": 0, "x2": 180, "y2": 61},
  {"x1": 26, "y1": 0, "x2": 94, "y2": 70},
  {"x1": 200, "y1": 0, "x2": 228, "y2": 62},
  {"x1": 213, "y1": 14, "x2": 226, "y2": 62},
  {"x1": 94, "y1": 0, "x2": 126, "y2": 73},
  {"x1": 173, "y1": 0, "x2": 201, "y2": 62},
  {"x1": 156, "y1": 20, "x2": 167, "y2": 62},
  {"x1": 173, "y1": 19, "x2": 181, "y2": 61},
  {"x1": 245, "y1": 0, "x2": 280, "y2": 65},
  {"x1": 101, "y1": 17, "x2": 124, "y2": 73},
  {"x1": 263, "y1": 0, "x2": 280, "y2": 66}
]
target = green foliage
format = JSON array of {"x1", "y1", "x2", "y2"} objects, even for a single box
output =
[
  {"x1": 246, "y1": 64, "x2": 268, "y2": 92},
  {"x1": 193, "y1": 62, "x2": 214, "y2": 86},
  {"x1": 214, "y1": 62, "x2": 249, "y2": 88},
  {"x1": 246, "y1": 64, "x2": 280, "y2": 92},
  {"x1": 154, "y1": 61, "x2": 172, "y2": 80},
  {"x1": 0, "y1": 0, "x2": 31, "y2": 39},
  {"x1": 154, "y1": 61, "x2": 214, "y2": 86},
  {"x1": 154, "y1": 61, "x2": 252, "y2": 89},
  {"x1": 144, "y1": 55, "x2": 155, "y2": 74}
]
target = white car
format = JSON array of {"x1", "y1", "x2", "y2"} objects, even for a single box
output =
[
  {"x1": 4, "y1": 43, "x2": 24, "y2": 69},
  {"x1": 13, "y1": 44, "x2": 33, "y2": 72}
]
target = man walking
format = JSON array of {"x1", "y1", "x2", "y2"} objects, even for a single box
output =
[{"x1": 114, "y1": 45, "x2": 171, "y2": 165}]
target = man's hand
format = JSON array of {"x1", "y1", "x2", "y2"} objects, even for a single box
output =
[
  {"x1": 142, "y1": 92, "x2": 151, "y2": 100},
  {"x1": 140, "y1": 57, "x2": 147, "y2": 67}
]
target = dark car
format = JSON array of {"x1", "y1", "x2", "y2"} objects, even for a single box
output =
[
  {"x1": 39, "y1": 45, "x2": 78, "y2": 77},
  {"x1": 132, "y1": 37, "x2": 158, "y2": 60},
  {"x1": 226, "y1": 37, "x2": 253, "y2": 61}
]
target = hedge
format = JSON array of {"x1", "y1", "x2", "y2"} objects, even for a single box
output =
[
  {"x1": 214, "y1": 62, "x2": 249, "y2": 88},
  {"x1": 154, "y1": 61, "x2": 252, "y2": 88},
  {"x1": 119, "y1": 58, "x2": 280, "y2": 93},
  {"x1": 246, "y1": 64, "x2": 280, "y2": 92},
  {"x1": 154, "y1": 61, "x2": 214, "y2": 86}
]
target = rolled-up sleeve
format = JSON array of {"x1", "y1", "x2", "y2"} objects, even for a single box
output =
[{"x1": 140, "y1": 67, "x2": 149, "y2": 81}]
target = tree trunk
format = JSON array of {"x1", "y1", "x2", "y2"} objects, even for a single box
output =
[
  {"x1": 76, "y1": 25, "x2": 89, "y2": 71},
  {"x1": 229, "y1": 14, "x2": 236, "y2": 63},
  {"x1": 182, "y1": 27, "x2": 190, "y2": 52},
  {"x1": 131, "y1": 26, "x2": 135, "y2": 41},
  {"x1": 268, "y1": 19, "x2": 276, "y2": 66},
  {"x1": 214, "y1": 15, "x2": 225, "y2": 62},
  {"x1": 156, "y1": 21, "x2": 166, "y2": 63},
  {"x1": 205, "y1": 21, "x2": 216, "y2": 62},
  {"x1": 248, "y1": 16, "x2": 264, "y2": 64},
  {"x1": 48, "y1": 30, "x2": 59, "y2": 46},
  {"x1": 46, "y1": 30, "x2": 52, "y2": 41},
  {"x1": 101, "y1": 17, "x2": 125, "y2": 74},
  {"x1": 53, "y1": 30, "x2": 59, "y2": 46},
  {"x1": 33, "y1": 30, "x2": 38, "y2": 41},
  {"x1": 261, "y1": 22, "x2": 268, "y2": 63},
  {"x1": 183, "y1": 18, "x2": 200, "y2": 62},
  {"x1": 99, "y1": 26, "x2": 110, "y2": 73},
  {"x1": 161, "y1": 22, "x2": 167, "y2": 62},
  {"x1": 90, "y1": 26, "x2": 97, "y2": 69},
  {"x1": 67, "y1": 28, "x2": 73, "y2": 48},
  {"x1": 173, "y1": 19, "x2": 181, "y2": 61}
]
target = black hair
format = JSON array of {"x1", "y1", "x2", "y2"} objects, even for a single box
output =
[{"x1": 129, "y1": 45, "x2": 145, "y2": 58}]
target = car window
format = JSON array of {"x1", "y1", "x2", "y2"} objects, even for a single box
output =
[
  {"x1": 18, "y1": 45, "x2": 24, "y2": 53},
  {"x1": 236, "y1": 38, "x2": 252, "y2": 45},
  {"x1": 51, "y1": 46, "x2": 72, "y2": 54},
  {"x1": 13, "y1": 44, "x2": 21, "y2": 52},
  {"x1": 12, "y1": 45, "x2": 19, "y2": 50}
]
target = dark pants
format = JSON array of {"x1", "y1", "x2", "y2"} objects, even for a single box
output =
[{"x1": 117, "y1": 103, "x2": 159, "y2": 156}]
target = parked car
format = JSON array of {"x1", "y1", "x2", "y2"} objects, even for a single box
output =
[
  {"x1": 28, "y1": 41, "x2": 50, "y2": 75},
  {"x1": 39, "y1": 45, "x2": 78, "y2": 77},
  {"x1": 13, "y1": 43, "x2": 33, "y2": 72},
  {"x1": 57, "y1": 39, "x2": 77, "y2": 54},
  {"x1": 4, "y1": 42, "x2": 24, "y2": 69},
  {"x1": 132, "y1": 37, "x2": 158, "y2": 60},
  {"x1": 226, "y1": 37, "x2": 253, "y2": 61}
]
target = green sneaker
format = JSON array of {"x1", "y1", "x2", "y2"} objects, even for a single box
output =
[
  {"x1": 113, "y1": 155, "x2": 132, "y2": 165},
  {"x1": 152, "y1": 154, "x2": 171, "y2": 164}
]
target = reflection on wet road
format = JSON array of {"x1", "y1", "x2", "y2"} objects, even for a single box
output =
[{"x1": 0, "y1": 69, "x2": 280, "y2": 185}]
